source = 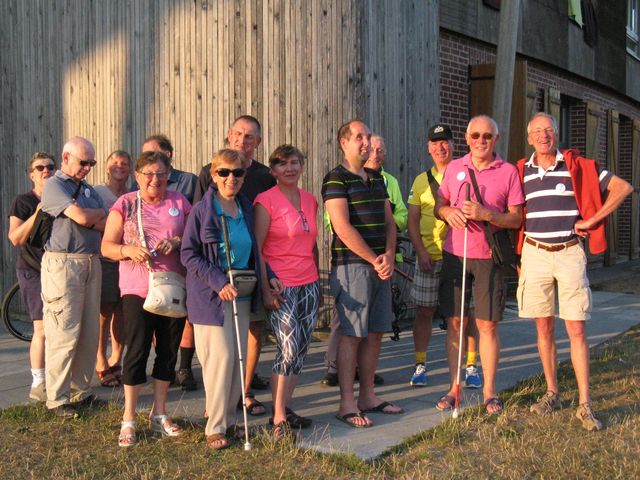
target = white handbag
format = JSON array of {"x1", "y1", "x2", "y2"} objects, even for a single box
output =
[{"x1": 136, "y1": 192, "x2": 187, "y2": 318}]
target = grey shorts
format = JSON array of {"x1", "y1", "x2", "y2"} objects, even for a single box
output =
[
  {"x1": 440, "y1": 251, "x2": 505, "y2": 322},
  {"x1": 329, "y1": 263, "x2": 392, "y2": 338}
]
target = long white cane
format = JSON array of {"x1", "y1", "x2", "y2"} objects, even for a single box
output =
[
  {"x1": 221, "y1": 216, "x2": 252, "y2": 450},
  {"x1": 452, "y1": 183, "x2": 471, "y2": 419}
]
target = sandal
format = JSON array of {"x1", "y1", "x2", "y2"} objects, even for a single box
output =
[
  {"x1": 149, "y1": 413, "x2": 182, "y2": 436},
  {"x1": 96, "y1": 368, "x2": 120, "y2": 388},
  {"x1": 237, "y1": 393, "x2": 266, "y2": 416},
  {"x1": 485, "y1": 397, "x2": 504, "y2": 415},
  {"x1": 118, "y1": 420, "x2": 137, "y2": 448},
  {"x1": 206, "y1": 433, "x2": 229, "y2": 450},
  {"x1": 436, "y1": 395, "x2": 456, "y2": 411},
  {"x1": 273, "y1": 421, "x2": 297, "y2": 442},
  {"x1": 268, "y1": 407, "x2": 312, "y2": 429},
  {"x1": 109, "y1": 365, "x2": 123, "y2": 382},
  {"x1": 226, "y1": 424, "x2": 246, "y2": 440}
]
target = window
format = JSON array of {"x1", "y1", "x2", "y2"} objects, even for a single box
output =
[
  {"x1": 628, "y1": 0, "x2": 640, "y2": 58},
  {"x1": 559, "y1": 95, "x2": 572, "y2": 150}
]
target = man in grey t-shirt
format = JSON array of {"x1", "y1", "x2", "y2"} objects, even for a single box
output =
[{"x1": 41, "y1": 136, "x2": 107, "y2": 417}]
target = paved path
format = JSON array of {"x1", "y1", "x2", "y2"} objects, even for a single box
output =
[{"x1": 1, "y1": 286, "x2": 638, "y2": 460}]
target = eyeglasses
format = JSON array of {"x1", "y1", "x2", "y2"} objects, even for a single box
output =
[
  {"x1": 69, "y1": 154, "x2": 97, "y2": 167},
  {"x1": 298, "y1": 210, "x2": 310, "y2": 233},
  {"x1": 530, "y1": 128, "x2": 556, "y2": 137},
  {"x1": 138, "y1": 171, "x2": 169, "y2": 179},
  {"x1": 216, "y1": 168, "x2": 246, "y2": 178},
  {"x1": 32, "y1": 164, "x2": 55, "y2": 172},
  {"x1": 469, "y1": 132, "x2": 494, "y2": 141}
]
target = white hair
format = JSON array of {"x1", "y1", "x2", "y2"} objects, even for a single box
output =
[
  {"x1": 527, "y1": 112, "x2": 559, "y2": 134},
  {"x1": 466, "y1": 115, "x2": 499, "y2": 135}
]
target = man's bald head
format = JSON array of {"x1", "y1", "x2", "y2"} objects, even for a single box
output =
[{"x1": 61, "y1": 136, "x2": 96, "y2": 181}]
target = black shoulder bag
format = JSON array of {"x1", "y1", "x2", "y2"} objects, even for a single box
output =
[
  {"x1": 466, "y1": 168, "x2": 518, "y2": 274},
  {"x1": 27, "y1": 181, "x2": 84, "y2": 251}
]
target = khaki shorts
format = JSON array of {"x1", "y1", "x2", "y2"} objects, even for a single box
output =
[{"x1": 517, "y1": 240, "x2": 591, "y2": 321}]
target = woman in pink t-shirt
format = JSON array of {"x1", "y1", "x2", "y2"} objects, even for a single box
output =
[
  {"x1": 102, "y1": 151, "x2": 191, "y2": 448},
  {"x1": 254, "y1": 145, "x2": 320, "y2": 439}
]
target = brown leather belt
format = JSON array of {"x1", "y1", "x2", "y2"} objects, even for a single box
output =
[{"x1": 525, "y1": 237, "x2": 580, "y2": 252}]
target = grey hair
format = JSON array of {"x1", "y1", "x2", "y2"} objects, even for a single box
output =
[
  {"x1": 527, "y1": 112, "x2": 559, "y2": 134},
  {"x1": 466, "y1": 115, "x2": 499, "y2": 135}
]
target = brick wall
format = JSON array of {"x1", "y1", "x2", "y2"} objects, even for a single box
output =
[{"x1": 439, "y1": 29, "x2": 640, "y2": 258}]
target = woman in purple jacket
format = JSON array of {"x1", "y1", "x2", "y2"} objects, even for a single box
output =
[{"x1": 181, "y1": 149, "x2": 263, "y2": 450}]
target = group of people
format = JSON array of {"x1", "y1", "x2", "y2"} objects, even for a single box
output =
[{"x1": 7, "y1": 111, "x2": 632, "y2": 451}]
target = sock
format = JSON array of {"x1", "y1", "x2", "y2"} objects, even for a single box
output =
[
  {"x1": 466, "y1": 351, "x2": 477, "y2": 368},
  {"x1": 415, "y1": 351, "x2": 426, "y2": 365},
  {"x1": 179, "y1": 347, "x2": 195, "y2": 370},
  {"x1": 31, "y1": 368, "x2": 45, "y2": 387}
]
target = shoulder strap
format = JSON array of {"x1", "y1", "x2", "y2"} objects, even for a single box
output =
[
  {"x1": 425, "y1": 168, "x2": 440, "y2": 200},
  {"x1": 136, "y1": 191, "x2": 153, "y2": 271},
  {"x1": 466, "y1": 167, "x2": 497, "y2": 250}
]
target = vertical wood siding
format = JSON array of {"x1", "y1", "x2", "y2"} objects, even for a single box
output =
[{"x1": 0, "y1": 0, "x2": 439, "y2": 296}]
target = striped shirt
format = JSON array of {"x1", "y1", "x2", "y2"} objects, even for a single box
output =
[
  {"x1": 321, "y1": 164, "x2": 389, "y2": 266},
  {"x1": 523, "y1": 150, "x2": 611, "y2": 243}
]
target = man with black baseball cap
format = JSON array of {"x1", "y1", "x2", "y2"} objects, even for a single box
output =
[{"x1": 406, "y1": 124, "x2": 481, "y2": 390}]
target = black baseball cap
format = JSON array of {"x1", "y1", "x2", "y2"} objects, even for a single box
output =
[{"x1": 428, "y1": 124, "x2": 453, "y2": 142}]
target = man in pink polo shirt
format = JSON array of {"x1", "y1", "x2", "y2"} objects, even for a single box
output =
[{"x1": 435, "y1": 115, "x2": 524, "y2": 415}]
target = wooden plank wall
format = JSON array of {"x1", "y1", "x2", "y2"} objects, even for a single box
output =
[
  {"x1": 0, "y1": 0, "x2": 438, "y2": 295},
  {"x1": 361, "y1": 0, "x2": 440, "y2": 197}
]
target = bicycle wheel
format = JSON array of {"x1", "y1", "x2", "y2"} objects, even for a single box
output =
[{"x1": 1, "y1": 282, "x2": 33, "y2": 342}]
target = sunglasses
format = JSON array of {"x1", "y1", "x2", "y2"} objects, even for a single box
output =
[
  {"x1": 32, "y1": 164, "x2": 55, "y2": 172},
  {"x1": 216, "y1": 168, "x2": 245, "y2": 178},
  {"x1": 298, "y1": 210, "x2": 310, "y2": 233},
  {"x1": 469, "y1": 132, "x2": 494, "y2": 141},
  {"x1": 69, "y1": 153, "x2": 97, "y2": 167}
]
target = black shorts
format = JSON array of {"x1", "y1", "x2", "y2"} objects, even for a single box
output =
[
  {"x1": 439, "y1": 251, "x2": 505, "y2": 322},
  {"x1": 16, "y1": 268, "x2": 43, "y2": 321}
]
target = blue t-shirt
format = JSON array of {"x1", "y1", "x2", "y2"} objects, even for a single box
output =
[{"x1": 212, "y1": 197, "x2": 251, "y2": 270}]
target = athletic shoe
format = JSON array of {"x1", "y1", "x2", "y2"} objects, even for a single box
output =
[
  {"x1": 409, "y1": 364, "x2": 427, "y2": 387},
  {"x1": 176, "y1": 368, "x2": 198, "y2": 391},
  {"x1": 464, "y1": 365, "x2": 482, "y2": 389},
  {"x1": 29, "y1": 383, "x2": 46, "y2": 402},
  {"x1": 530, "y1": 391, "x2": 560, "y2": 415},
  {"x1": 576, "y1": 403, "x2": 603, "y2": 431}
]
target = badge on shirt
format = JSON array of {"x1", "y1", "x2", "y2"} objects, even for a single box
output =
[
  {"x1": 456, "y1": 171, "x2": 466, "y2": 181},
  {"x1": 168, "y1": 207, "x2": 179, "y2": 217},
  {"x1": 84, "y1": 188, "x2": 91, "y2": 198},
  {"x1": 555, "y1": 183, "x2": 566, "y2": 193}
]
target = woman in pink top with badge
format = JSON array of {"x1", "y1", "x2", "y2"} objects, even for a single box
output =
[{"x1": 254, "y1": 144, "x2": 320, "y2": 440}]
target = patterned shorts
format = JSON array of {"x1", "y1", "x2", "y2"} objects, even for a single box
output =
[{"x1": 410, "y1": 260, "x2": 442, "y2": 308}]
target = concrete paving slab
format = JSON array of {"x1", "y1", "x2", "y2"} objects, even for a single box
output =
[{"x1": 0, "y1": 290, "x2": 638, "y2": 460}]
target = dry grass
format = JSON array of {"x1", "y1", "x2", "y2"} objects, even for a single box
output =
[{"x1": 1, "y1": 327, "x2": 639, "y2": 479}]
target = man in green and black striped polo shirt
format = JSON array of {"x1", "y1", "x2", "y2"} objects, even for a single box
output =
[{"x1": 322, "y1": 119, "x2": 403, "y2": 428}]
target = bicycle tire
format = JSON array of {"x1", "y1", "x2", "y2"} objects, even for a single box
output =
[{"x1": 1, "y1": 282, "x2": 33, "y2": 342}]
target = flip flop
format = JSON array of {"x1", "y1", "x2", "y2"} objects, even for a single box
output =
[
  {"x1": 361, "y1": 401, "x2": 404, "y2": 414},
  {"x1": 436, "y1": 395, "x2": 456, "y2": 411},
  {"x1": 485, "y1": 397, "x2": 503, "y2": 415},
  {"x1": 335, "y1": 412, "x2": 371, "y2": 428}
]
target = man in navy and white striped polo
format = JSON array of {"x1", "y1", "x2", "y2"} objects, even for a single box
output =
[{"x1": 515, "y1": 112, "x2": 633, "y2": 431}]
